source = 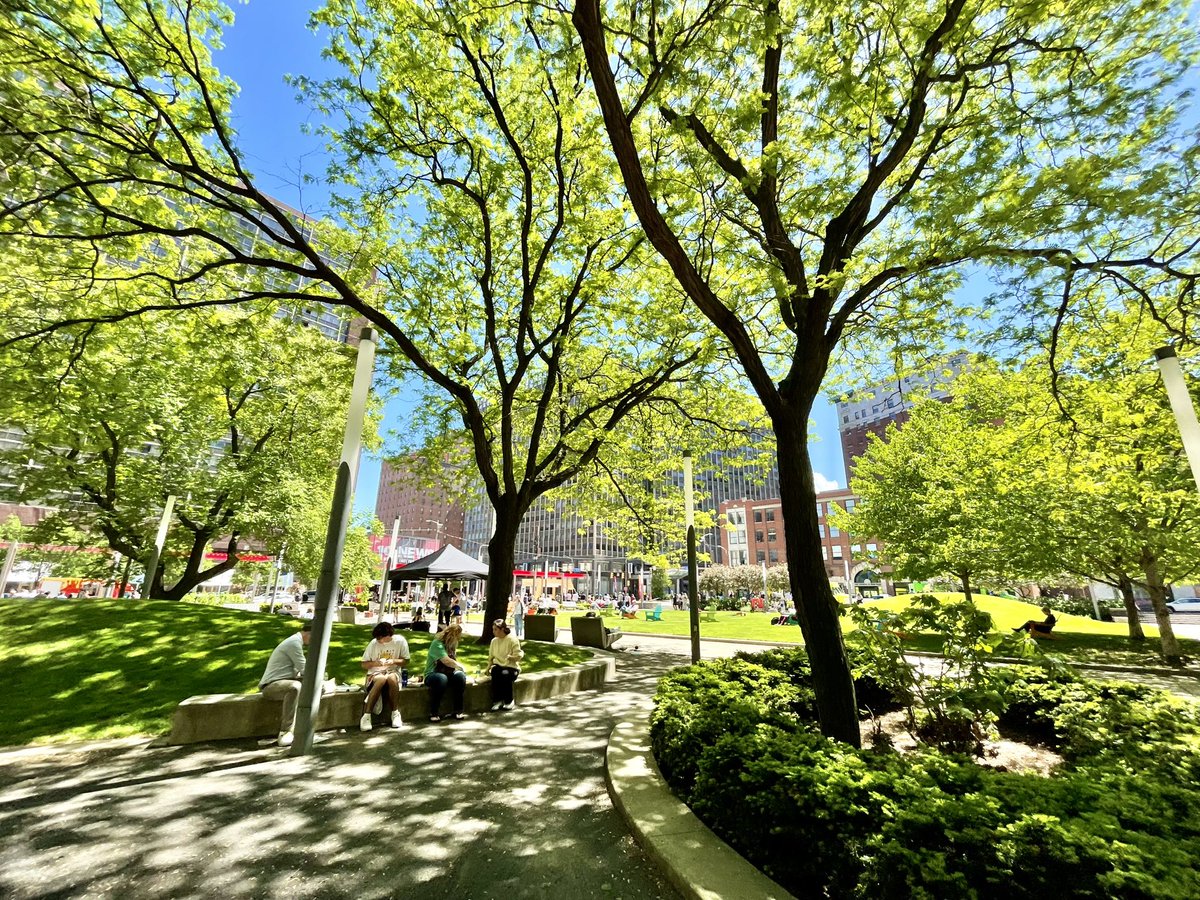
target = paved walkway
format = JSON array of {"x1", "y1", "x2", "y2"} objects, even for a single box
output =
[
  {"x1": 0, "y1": 649, "x2": 690, "y2": 900},
  {"x1": 2, "y1": 631, "x2": 1197, "y2": 900}
]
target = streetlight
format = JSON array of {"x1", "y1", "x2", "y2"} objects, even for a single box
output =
[
  {"x1": 292, "y1": 327, "x2": 376, "y2": 757},
  {"x1": 684, "y1": 451, "x2": 700, "y2": 663},
  {"x1": 1155, "y1": 346, "x2": 1200, "y2": 495}
]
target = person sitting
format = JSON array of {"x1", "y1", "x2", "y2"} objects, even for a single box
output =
[
  {"x1": 360, "y1": 621, "x2": 409, "y2": 732},
  {"x1": 487, "y1": 619, "x2": 524, "y2": 711},
  {"x1": 1013, "y1": 606, "x2": 1057, "y2": 637},
  {"x1": 424, "y1": 624, "x2": 467, "y2": 722},
  {"x1": 259, "y1": 622, "x2": 312, "y2": 748}
]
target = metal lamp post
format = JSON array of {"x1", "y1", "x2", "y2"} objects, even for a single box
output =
[
  {"x1": 292, "y1": 327, "x2": 377, "y2": 757},
  {"x1": 141, "y1": 494, "x2": 177, "y2": 600},
  {"x1": 1155, "y1": 346, "x2": 1200, "y2": 495},
  {"x1": 684, "y1": 452, "x2": 700, "y2": 663}
]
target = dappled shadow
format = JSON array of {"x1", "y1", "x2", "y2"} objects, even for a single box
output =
[{"x1": 0, "y1": 651, "x2": 685, "y2": 899}]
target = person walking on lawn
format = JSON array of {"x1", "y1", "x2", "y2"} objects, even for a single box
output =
[
  {"x1": 259, "y1": 622, "x2": 312, "y2": 748},
  {"x1": 360, "y1": 621, "x2": 409, "y2": 732}
]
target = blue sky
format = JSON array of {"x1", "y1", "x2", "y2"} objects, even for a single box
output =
[{"x1": 213, "y1": 0, "x2": 849, "y2": 516}]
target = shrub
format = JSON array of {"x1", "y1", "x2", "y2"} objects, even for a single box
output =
[{"x1": 652, "y1": 651, "x2": 1200, "y2": 898}]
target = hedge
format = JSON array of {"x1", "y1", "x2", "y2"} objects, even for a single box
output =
[{"x1": 650, "y1": 648, "x2": 1200, "y2": 899}]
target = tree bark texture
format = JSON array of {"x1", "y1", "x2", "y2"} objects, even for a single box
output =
[
  {"x1": 1140, "y1": 545, "x2": 1182, "y2": 666},
  {"x1": 1118, "y1": 575, "x2": 1146, "y2": 642}
]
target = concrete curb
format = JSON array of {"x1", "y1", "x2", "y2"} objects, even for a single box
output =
[{"x1": 605, "y1": 707, "x2": 796, "y2": 900}]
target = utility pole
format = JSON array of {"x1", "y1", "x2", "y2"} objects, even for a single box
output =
[{"x1": 684, "y1": 452, "x2": 700, "y2": 663}]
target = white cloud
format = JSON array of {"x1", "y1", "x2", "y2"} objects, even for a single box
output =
[{"x1": 812, "y1": 472, "x2": 840, "y2": 492}]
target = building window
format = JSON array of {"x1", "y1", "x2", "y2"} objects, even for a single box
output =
[
  {"x1": 767, "y1": 529, "x2": 777, "y2": 542},
  {"x1": 755, "y1": 531, "x2": 764, "y2": 542},
  {"x1": 766, "y1": 510, "x2": 775, "y2": 521},
  {"x1": 821, "y1": 547, "x2": 828, "y2": 560},
  {"x1": 842, "y1": 415, "x2": 849, "y2": 423},
  {"x1": 845, "y1": 499, "x2": 855, "y2": 511},
  {"x1": 867, "y1": 542, "x2": 878, "y2": 552},
  {"x1": 851, "y1": 544, "x2": 861, "y2": 553},
  {"x1": 829, "y1": 526, "x2": 841, "y2": 538},
  {"x1": 769, "y1": 550, "x2": 779, "y2": 563},
  {"x1": 756, "y1": 551, "x2": 766, "y2": 563},
  {"x1": 754, "y1": 511, "x2": 763, "y2": 523},
  {"x1": 818, "y1": 524, "x2": 825, "y2": 538},
  {"x1": 832, "y1": 545, "x2": 843, "y2": 559},
  {"x1": 816, "y1": 502, "x2": 824, "y2": 516}
]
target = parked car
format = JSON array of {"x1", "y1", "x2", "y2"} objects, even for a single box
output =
[{"x1": 1168, "y1": 598, "x2": 1200, "y2": 613}]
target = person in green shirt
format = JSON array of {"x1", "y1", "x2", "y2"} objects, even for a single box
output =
[{"x1": 424, "y1": 623, "x2": 467, "y2": 722}]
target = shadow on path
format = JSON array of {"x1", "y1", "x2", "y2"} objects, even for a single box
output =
[{"x1": 0, "y1": 651, "x2": 684, "y2": 900}]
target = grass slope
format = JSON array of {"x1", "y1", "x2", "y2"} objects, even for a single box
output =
[
  {"x1": 562, "y1": 593, "x2": 1194, "y2": 669},
  {"x1": 0, "y1": 598, "x2": 589, "y2": 747}
]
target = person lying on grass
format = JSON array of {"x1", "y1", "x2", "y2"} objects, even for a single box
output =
[{"x1": 360, "y1": 621, "x2": 409, "y2": 732}]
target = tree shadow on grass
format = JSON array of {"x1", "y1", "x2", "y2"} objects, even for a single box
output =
[{"x1": 0, "y1": 649, "x2": 685, "y2": 900}]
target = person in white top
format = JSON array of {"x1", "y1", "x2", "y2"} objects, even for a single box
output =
[
  {"x1": 359, "y1": 621, "x2": 409, "y2": 731},
  {"x1": 487, "y1": 619, "x2": 524, "y2": 711}
]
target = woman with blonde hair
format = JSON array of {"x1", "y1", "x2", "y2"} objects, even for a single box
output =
[
  {"x1": 487, "y1": 619, "x2": 524, "y2": 711},
  {"x1": 424, "y1": 623, "x2": 467, "y2": 722}
]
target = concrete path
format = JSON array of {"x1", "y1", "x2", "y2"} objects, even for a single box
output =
[{"x1": 0, "y1": 650, "x2": 690, "y2": 900}]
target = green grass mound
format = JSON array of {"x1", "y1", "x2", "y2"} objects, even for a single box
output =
[
  {"x1": 651, "y1": 648, "x2": 1200, "y2": 899},
  {"x1": 0, "y1": 598, "x2": 590, "y2": 747}
]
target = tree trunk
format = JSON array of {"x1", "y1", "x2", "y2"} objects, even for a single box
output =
[
  {"x1": 1117, "y1": 575, "x2": 1146, "y2": 641},
  {"x1": 776, "y1": 413, "x2": 861, "y2": 747},
  {"x1": 960, "y1": 569, "x2": 974, "y2": 606},
  {"x1": 158, "y1": 533, "x2": 238, "y2": 602},
  {"x1": 1140, "y1": 545, "x2": 1182, "y2": 666},
  {"x1": 478, "y1": 499, "x2": 526, "y2": 644}
]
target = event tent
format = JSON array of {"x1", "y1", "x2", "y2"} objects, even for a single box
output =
[{"x1": 387, "y1": 544, "x2": 489, "y2": 586}]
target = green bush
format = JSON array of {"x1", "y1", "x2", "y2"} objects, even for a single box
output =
[
  {"x1": 652, "y1": 650, "x2": 1200, "y2": 898},
  {"x1": 714, "y1": 595, "x2": 744, "y2": 611}
]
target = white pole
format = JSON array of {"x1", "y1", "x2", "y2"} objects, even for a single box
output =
[
  {"x1": 1155, "y1": 346, "x2": 1200, "y2": 494},
  {"x1": 141, "y1": 494, "x2": 177, "y2": 599},
  {"x1": 292, "y1": 327, "x2": 377, "y2": 756},
  {"x1": 379, "y1": 516, "x2": 401, "y2": 615},
  {"x1": 0, "y1": 537, "x2": 19, "y2": 596}
]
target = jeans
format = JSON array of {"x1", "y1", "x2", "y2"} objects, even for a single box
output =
[
  {"x1": 425, "y1": 669, "x2": 467, "y2": 716},
  {"x1": 261, "y1": 679, "x2": 302, "y2": 733},
  {"x1": 490, "y1": 665, "x2": 519, "y2": 704},
  {"x1": 513, "y1": 613, "x2": 524, "y2": 639}
]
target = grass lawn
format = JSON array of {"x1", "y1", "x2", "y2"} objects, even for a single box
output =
[
  {"x1": 550, "y1": 594, "x2": 1195, "y2": 669},
  {"x1": 0, "y1": 598, "x2": 590, "y2": 748}
]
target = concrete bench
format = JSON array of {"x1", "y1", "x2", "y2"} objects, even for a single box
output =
[
  {"x1": 166, "y1": 652, "x2": 616, "y2": 745},
  {"x1": 570, "y1": 616, "x2": 622, "y2": 649}
]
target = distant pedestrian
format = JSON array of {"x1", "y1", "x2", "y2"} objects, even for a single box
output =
[
  {"x1": 259, "y1": 622, "x2": 313, "y2": 748},
  {"x1": 511, "y1": 591, "x2": 528, "y2": 639},
  {"x1": 436, "y1": 582, "x2": 453, "y2": 628}
]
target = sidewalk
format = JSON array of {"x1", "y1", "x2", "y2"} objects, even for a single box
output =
[{"x1": 0, "y1": 650, "x2": 688, "y2": 900}]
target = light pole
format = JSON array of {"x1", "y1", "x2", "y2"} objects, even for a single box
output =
[
  {"x1": 268, "y1": 543, "x2": 287, "y2": 614},
  {"x1": 378, "y1": 516, "x2": 401, "y2": 616},
  {"x1": 684, "y1": 452, "x2": 700, "y2": 663},
  {"x1": 141, "y1": 494, "x2": 177, "y2": 600},
  {"x1": 1155, "y1": 346, "x2": 1200, "y2": 495},
  {"x1": 292, "y1": 327, "x2": 376, "y2": 757},
  {"x1": 425, "y1": 520, "x2": 444, "y2": 545}
]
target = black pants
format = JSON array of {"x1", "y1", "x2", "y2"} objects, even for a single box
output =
[
  {"x1": 438, "y1": 607, "x2": 451, "y2": 627},
  {"x1": 490, "y1": 665, "x2": 519, "y2": 704}
]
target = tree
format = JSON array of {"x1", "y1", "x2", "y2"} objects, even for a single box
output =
[
  {"x1": 0, "y1": 0, "x2": 725, "y2": 640},
  {"x1": 572, "y1": 0, "x2": 1200, "y2": 741},
  {"x1": 0, "y1": 306, "x2": 359, "y2": 599},
  {"x1": 840, "y1": 384, "x2": 1016, "y2": 604}
]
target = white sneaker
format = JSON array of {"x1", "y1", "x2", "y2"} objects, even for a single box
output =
[
  {"x1": 277, "y1": 731, "x2": 294, "y2": 748},
  {"x1": 490, "y1": 701, "x2": 503, "y2": 711},
  {"x1": 501, "y1": 701, "x2": 515, "y2": 711},
  {"x1": 359, "y1": 712, "x2": 373, "y2": 732},
  {"x1": 390, "y1": 710, "x2": 402, "y2": 728}
]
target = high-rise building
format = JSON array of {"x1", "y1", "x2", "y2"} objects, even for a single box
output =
[
  {"x1": 374, "y1": 455, "x2": 466, "y2": 556},
  {"x1": 836, "y1": 353, "x2": 969, "y2": 476}
]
